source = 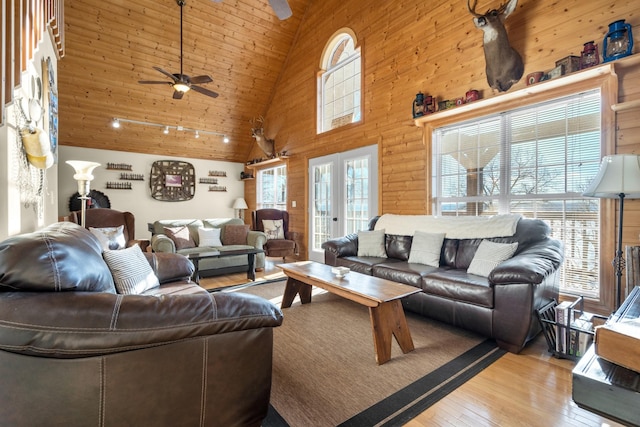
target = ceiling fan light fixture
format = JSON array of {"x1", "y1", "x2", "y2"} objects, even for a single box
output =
[{"x1": 173, "y1": 82, "x2": 190, "y2": 93}]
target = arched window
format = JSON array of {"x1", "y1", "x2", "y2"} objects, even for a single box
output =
[{"x1": 318, "y1": 29, "x2": 361, "y2": 133}]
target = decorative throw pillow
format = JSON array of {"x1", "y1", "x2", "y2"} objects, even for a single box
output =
[
  {"x1": 467, "y1": 240, "x2": 518, "y2": 277},
  {"x1": 198, "y1": 227, "x2": 222, "y2": 247},
  {"x1": 89, "y1": 225, "x2": 126, "y2": 251},
  {"x1": 222, "y1": 224, "x2": 249, "y2": 245},
  {"x1": 262, "y1": 219, "x2": 285, "y2": 240},
  {"x1": 357, "y1": 229, "x2": 387, "y2": 258},
  {"x1": 164, "y1": 226, "x2": 195, "y2": 250},
  {"x1": 103, "y1": 245, "x2": 160, "y2": 294},
  {"x1": 408, "y1": 231, "x2": 445, "y2": 267}
]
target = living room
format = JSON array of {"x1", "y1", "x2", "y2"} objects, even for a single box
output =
[{"x1": 1, "y1": 0, "x2": 639, "y2": 425}]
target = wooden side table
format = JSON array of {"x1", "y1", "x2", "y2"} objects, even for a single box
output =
[{"x1": 572, "y1": 286, "x2": 640, "y2": 426}]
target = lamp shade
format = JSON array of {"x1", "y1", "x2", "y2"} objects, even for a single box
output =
[
  {"x1": 66, "y1": 160, "x2": 101, "y2": 182},
  {"x1": 232, "y1": 198, "x2": 248, "y2": 209},
  {"x1": 583, "y1": 155, "x2": 640, "y2": 199}
]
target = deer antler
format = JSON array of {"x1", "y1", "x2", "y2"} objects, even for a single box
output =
[{"x1": 467, "y1": 0, "x2": 482, "y2": 17}]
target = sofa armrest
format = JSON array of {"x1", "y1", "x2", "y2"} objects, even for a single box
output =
[
  {"x1": 321, "y1": 233, "x2": 358, "y2": 258},
  {"x1": 489, "y1": 239, "x2": 564, "y2": 285},
  {"x1": 151, "y1": 234, "x2": 176, "y2": 253},
  {"x1": 0, "y1": 290, "x2": 283, "y2": 359},
  {"x1": 286, "y1": 231, "x2": 301, "y2": 255},
  {"x1": 143, "y1": 252, "x2": 194, "y2": 284},
  {"x1": 247, "y1": 230, "x2": 267, "y2": 249}
]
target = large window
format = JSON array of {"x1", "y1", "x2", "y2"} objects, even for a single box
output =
[
  {"x1": 257, "y1": 165, "x2": 287, "y2": 210},
  {"x1": 433, "y1": 90, "x2": 602, "y2": 298},
  {"x1": 318, "y1": 28, "x2": 361, "y2": 133}
]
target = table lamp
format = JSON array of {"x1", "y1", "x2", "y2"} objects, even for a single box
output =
[{"x1": 233, "y1": 198, "x2": 248, "y2": 220}]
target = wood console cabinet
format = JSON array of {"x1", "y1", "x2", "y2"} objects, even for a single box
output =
[{"x1": 572, "y1": 286, "x2": 640, "y2": 427}]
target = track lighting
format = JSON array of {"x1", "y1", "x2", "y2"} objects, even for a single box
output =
[{"x1": 110, "y1": 118, "x2": 227, "y2": 142}]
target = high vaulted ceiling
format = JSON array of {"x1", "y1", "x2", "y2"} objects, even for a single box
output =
[{"x1": 58, "y1": 0, "x2": 310, "y2": 163}]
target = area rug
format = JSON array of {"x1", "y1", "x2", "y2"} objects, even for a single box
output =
[{"x1": 230, "y1": 281, "x2": 506, "y2": 427}]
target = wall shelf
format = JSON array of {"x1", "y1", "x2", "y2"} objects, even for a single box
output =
[
  {"x1": 245, "y1": 156, "x2": 289, "y2": 170},
  {"x1": 106, "y1": 163, "x2": 132, "y2": 171},
  {"x1": 414, "y1": 63, "x2": 617, "y2": 128}
]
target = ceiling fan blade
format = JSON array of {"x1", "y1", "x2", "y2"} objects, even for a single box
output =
[
  {"x1": 153, "y1": 66, "x2": 179, "y2": 82},
  {"x1": 189, "y1": 75, "x2": 213, "y2": 84},
  {"x1": 191, "y1": 85, "x2": 219, "y2": 98},
  {"x1": 173, "y1": 90, "x2": 185, "y2": 100},
  {"x1": 269, "y1": 0, "x2": 292, "y2": 20},
  {"x1": 138, "y1": 80, "x2": 172, "y2": 85}
]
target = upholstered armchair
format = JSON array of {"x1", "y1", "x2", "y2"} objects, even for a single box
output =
[
  {"x1": 252, "y1": 209, "x2": 299, "y2": 259},
  {"x1": 69, "y1": 207, "x2": 150, "y2": 251}
]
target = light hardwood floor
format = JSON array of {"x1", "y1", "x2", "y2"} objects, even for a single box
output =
[{"x1": 200, "y1": 259, "x2": 623, "y2": 427}]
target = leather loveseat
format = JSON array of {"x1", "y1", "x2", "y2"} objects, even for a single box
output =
[
  {"x1": 151, "y1": 218, "x2": 267, "y2": 277},
  {"x1": 0, "y1": 222, "x2": 283, "y2": 427},
  {"x1": 322, "y1": 214, "x2": 564, "y2": 353}
]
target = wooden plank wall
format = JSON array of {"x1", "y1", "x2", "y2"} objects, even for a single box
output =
[
  {"x1": 1, "y1": 0, "x2": 63, "y2": 125},
  {"x1": 245, "y1": 0, "x2": 640, "y2": 260}
]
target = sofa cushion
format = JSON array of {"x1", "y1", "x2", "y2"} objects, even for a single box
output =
[
  {"x1": 373, "y1": 261, "x2": 438, "y2": 288},
  {"x1": 385, "y1": 234, "x2": 412, "y2": 261},
  {"x1": 0, "y1": 222, "x2": 116, "y2": 293},
  {"x1": 198, "y1": 227, "x2": 222, "y2": 247},
  {"x1": 103, "y1": 245, "x2": 160, "y2": 294},
  {"x1": 223, "y1": 224, "x2": 249, "y2": 245},
  {"x1": 335, "y1": 256, "x2": 388, "y2": 275},
  {"x1": 408, "y1": 231, "x2": 445, "y2": 267},
  {"x1": 89, "y1": 225, "x2": 126, "y2": 251},
  {"x1": 164, "y1": 226, "x2": 196, "y2": 250},
  {"x1": 467, "y1": 240, "x2": 518, "y2": 277},
  {"x1": 423, "y1": 269, "x2": 494, "y2": 308},
  {"x1": 357, "y1": 229, "x2": 387, "y2": 258}
]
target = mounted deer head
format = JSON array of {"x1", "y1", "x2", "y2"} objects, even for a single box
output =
[
  {"x1": 250, "y1": 116, "x2": 276, "y2": 158},
  {"x1": 468, "y1": 0, "x2": 524, "y2": 92}
]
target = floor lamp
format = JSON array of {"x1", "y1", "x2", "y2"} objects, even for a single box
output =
[
  {"x1": 66, "y1": 161, "x2": 101, "y2": 227},
  {"x1": 583, "y1": 154, "x2": 640, "y2": 309}
]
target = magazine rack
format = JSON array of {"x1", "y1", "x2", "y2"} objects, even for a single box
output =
[{"x1": 536, "y1": 296, "x2": 607, "y2": 360}]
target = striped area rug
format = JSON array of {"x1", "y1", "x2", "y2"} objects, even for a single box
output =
[{"x1": 230, "y1": 281, "x2": 506, "y2": 427}]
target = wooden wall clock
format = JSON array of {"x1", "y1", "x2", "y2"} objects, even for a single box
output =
[{"x1": 149, "y1": 160, "x2": 195, "y2": 201}]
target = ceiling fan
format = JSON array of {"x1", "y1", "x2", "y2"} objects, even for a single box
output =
[
  {"x1": 138, "y1": 0, "x2": 219, "y2": 100},
  {"x1": 211, "y1": 0, "x2": 292, "y2": 20}
]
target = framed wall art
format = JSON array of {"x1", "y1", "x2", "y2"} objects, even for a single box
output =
[{"x1": 149, "y1": 160, "x2": 195, "y2": 201}]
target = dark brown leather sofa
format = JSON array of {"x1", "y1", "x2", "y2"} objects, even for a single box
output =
[
  {"x1": 0, "y1": 222, "x2": 283, "y2": 427},
  {"x1": 322, "y1": 216, "x2": 563, "y2": 353}
]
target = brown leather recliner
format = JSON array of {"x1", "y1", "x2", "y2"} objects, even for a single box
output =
[
  {"x1": 252, "y1": 209, "x2": 299, "y2": 259},
  {"x1": 69, "y1": 207, "x2": 150, "y2": 251},
  {"x1": 0, "y1": 222, "x2": 283, "y2": 427}
]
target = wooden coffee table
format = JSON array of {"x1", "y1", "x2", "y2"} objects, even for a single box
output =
[{"x1": 278, "y1": 261, "x2": 421, "y2": 365}]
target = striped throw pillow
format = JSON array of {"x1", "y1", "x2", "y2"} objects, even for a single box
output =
[
  {"x1": 467, "y1": 240, "x2": 518, "y2": 277},
  {"x1": 103, "y1": 245, "x2": 160, "y2": 294}
]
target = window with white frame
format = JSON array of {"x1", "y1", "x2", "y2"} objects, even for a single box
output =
[
  {"x1": 257, "y1": 165, "x2": 287, "y2": 210},
  {"x1": 432, "y1": 90, "x2": 602, "y2": 298},
  {"x1": 318, "y1": 29, "x2": 361, "y2": 133}
]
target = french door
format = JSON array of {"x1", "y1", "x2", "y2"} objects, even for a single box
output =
[{"x1": 308, "y1": 145, "x2": 378, "y2": 262}]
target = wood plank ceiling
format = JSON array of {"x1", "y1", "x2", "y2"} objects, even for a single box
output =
[{"x1": 58, "y1": 0, "x2": 310, "y2": 163}]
